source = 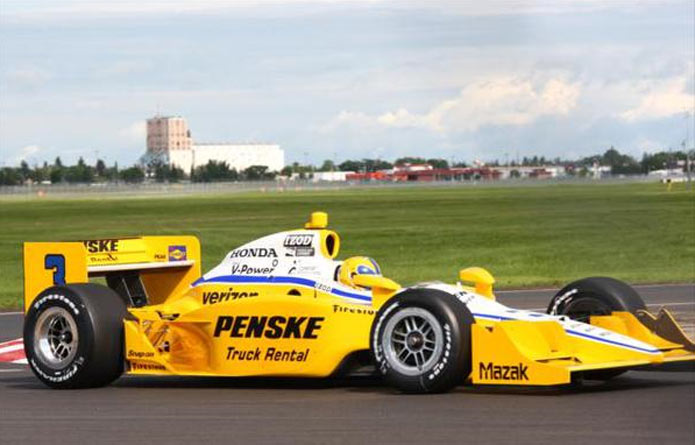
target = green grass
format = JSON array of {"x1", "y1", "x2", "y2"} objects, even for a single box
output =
[{"x1": 1, "y1": 182, "x2": 693, "y2": 309}]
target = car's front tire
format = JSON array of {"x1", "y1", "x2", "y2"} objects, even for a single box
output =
[
  {"x1": 23, "y1": 284, "x2": 126, "y2": 389},
  {"x1": 547, "y1": 277, "x2": 647, "y2": 380},
  {"x1": 370, "y1": 289, "x2": 475, "y2": 393}
]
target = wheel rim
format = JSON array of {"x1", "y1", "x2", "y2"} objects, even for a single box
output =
[
  {"x1": 382, "y1": 307, "x2": 443, "y2": 376},
  {"x1": 562, "y1": 296, "x2": 612, "y2": 323},
  {"x1": 34, "y1": 307, "x2": 79, "y2": 369}
]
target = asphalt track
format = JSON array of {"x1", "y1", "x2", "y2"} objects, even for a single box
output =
[{"x1": 0, "y1": 284, "x2": 693, "y2": 444}]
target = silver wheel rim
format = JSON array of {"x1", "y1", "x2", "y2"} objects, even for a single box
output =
[
  {"x1": 34, "y1": 307, "x2": 79, "y2": 369},
  {"x1": 382, "y1": 307, "x2": 443, "y2": 376}
]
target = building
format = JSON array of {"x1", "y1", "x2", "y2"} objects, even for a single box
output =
[
  {"x1": 169, "y1": 143, "x2": 284, "y2": 173},
  {"x1": 146, "y1": 116, "x2": 192, "y2": 154},
  {"x1": 145, "y1": 115, "x2": 284, "y2": 172},
  {"x1": 311, "y1": 171, "x2": 354, "y2": 182}
]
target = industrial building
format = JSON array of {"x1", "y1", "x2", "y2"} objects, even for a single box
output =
[{"x1": 145, "y1": 116, "x2": 284, "y2": 172}]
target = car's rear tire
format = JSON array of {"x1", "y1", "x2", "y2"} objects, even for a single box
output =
[
  {"x1": 547, "y1": 277, "x2": 647, "y2": 380},
  {"x1": 370, "y1": 289, "x2": 475, "y2": 394},
  {"x1": 23, "y1": 283, "x2": 126, "y2": 389}
]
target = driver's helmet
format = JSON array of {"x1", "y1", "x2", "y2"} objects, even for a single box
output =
[{"x1": 338, "y1": 256, "x2": 382, "y2": 290}]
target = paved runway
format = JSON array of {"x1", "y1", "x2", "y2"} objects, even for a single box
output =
[{"x1": 1, "y1": 284, "x2": 693, "y2": 444}]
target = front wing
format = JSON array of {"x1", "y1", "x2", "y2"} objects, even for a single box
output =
[{"x1": 471, "y1": 309, "x2": 694, "y2": 385}]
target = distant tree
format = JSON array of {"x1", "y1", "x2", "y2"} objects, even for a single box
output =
[
  {"x1": 318, "y1": 160, "x2": 336, "y2": 171},
  {"x1": 95, "y1": 159, "x2": 106, "y2": 177},
  {"x1": 427, "y1": 158, "x2": 449, "y2": 169},
  {"x1": 510, "y1": 169, "x2": 521, "y2": 178},
  {"x1": 641, "y1": 151, "x2": 685, "y2": 172},
  {"x1": 33, "y1": 161, "x2": 49, "y2": 182},
  {"x1": 63, "y1": 157, "x2": 94, "y2": 183},
  {"x1": 243, "y1": 165, "x2": 275, "y2": 181},
  {"x1": 54, "y1": 157, "x2": 63, "y2": 168},
  {"x1": 395, "y1": 157, "x2": 427, "y2": 166},
  {"x1": 154, "y1": 163, "x2": 185, "y2": 183},
  {"x1": 338, "y1": 160, "x2": 364, "y2": 172},
  {"x1": 20, "y1": 160, "x2": 31, "y2": 181},
  {"x1": 50, "y1": 167, "x2": 63, "y2": 183},
  {"x1": 280, "y1": 166, "x2": 293, "y2": 177},
  {"x1": 363, "y1": 159, "x2": 392, "y2": 172},
  {"x1": 0, "y1": 168, "x2": 22, "y2": 185},
  {"x1": 104, "y1": 162, "x2": 119, "y2": 181},
  {"x1": 120, "y1": 166, "x2": 145, "y2": 183},
  {"x1": 191, "y1": 160, "x2": 238, "y2": 182}
]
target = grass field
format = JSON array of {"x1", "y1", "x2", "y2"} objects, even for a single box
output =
[{"x1": 1, "y1": 182, "x2": 693, "y2": 309}]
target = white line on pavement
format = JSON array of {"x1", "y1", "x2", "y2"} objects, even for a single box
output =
[
  {"x1": 646, "y1": 302, "x2": 695, "y2": 306},
  {"x1": 0, "y1": 312, "x2": 22, "y2": 316}
]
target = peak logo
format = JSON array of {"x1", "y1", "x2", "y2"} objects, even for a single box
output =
[
  {"x1": 479, "y1": 362, "x2": 529, "y2": 381},
  {"x1": 230, "y1": 248, "x2": 278, "y2": 258},
  {"x1": 284, "y1": 234, "x2": 313, "y2": 247}
]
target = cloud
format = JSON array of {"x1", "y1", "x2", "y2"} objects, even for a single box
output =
[
  {"x1": 4, "y1": 68, "x2": 50, "y2": 91},
  {"x1": 1, "y1": 0, "x2": 679, "y2": 22},
  {"x1": 619, "y1": 77, "x2": 694, "y2": 122},
  {"x1": 15, "y1": 144, "x2": 42, "y2": 163},
  {"x1": 118, "y1": 121, "x2": 146, "y2": 144},
  {"x1": 323, "y1": 77, "x2": 581, "y2": 133}
]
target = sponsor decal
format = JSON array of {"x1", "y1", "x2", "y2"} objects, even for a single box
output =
[
  {"x1": 455, "y1": 290, "x2": 475, "y2": 305},
  {"x1": 202, "y1": 288, "x2": 258, "y2": 305},
  {"x1": 333, "y1": 304, "x2": 375, "y2": 316},
  {"x1": 314, "y1": 282, "x2": 332, "y2": 293},
  {"x1": 230, "y1": 248, "x2": 278, "y2": 258},
  {"x1": 88, "y1": 253, "x2": 118, "y2": 263},
  {"x1": 285, "y1": 246, "x2": 315, "y2": 257},
  {"x1": 168, "y1": 245, "x2": 187, "y2": 261},
  {"x1": 154, "y1": 253, "x2": 166, "y2": 261},
  {"x1": 283, "y1": 234, "x2": 314, "y2": 247},
  {"x1": 287, "y1": 263, "x2": 319, "y2": 275},
  {"x1": 479, "y1": 362, "x2": 529, "y2": 381},
  {"x1": 213, "y1": 315, "x2": 324, "y2": 339},
  {"x1": 31, "y1": 359, "x2": 80, "y2": 383},
  {"x1": 83, "y1": 239, "x2": 119, "y2": 253},
  {"x1": 549, "y1": 288, "x2": 578, "y2": 315},
  {"x1": 128, "y1": 350, "x2": 155, "y2": 359},
  {"x1": 230, "y1": 259, "x2": 278, "y2": 275},
  {"x1": 130, "y1": 363, "x2": 166, "y2": 371},
  {"x1": 225, "y1": 346, "x2": 310, "y2": 362},
  {"x1": 34, "y1": 293, "x2": 80, "y2": 315}
]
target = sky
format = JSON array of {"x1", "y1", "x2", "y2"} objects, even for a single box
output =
[{"x1": 0, "y1": 0, "x2": 693, "y2": 167}]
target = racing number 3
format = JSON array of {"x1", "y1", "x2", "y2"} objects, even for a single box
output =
[{"x1": 44, "y1": 254, "x2": 66, "y2": 285}]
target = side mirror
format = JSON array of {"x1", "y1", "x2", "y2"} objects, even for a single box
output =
[
  {"x1": 459, "y1": 267, "x2": 495, "y2": 300},
  {"x1": 352, "y1": 274, "x2": 401, "y2": 309}
]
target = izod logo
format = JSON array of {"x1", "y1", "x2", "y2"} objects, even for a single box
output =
[{"x1": 284, "y1": 234, "x2": 313, "y2": 247}]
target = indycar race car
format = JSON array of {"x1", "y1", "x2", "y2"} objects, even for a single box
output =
[{"x1": 22, "y1": 212, "x2": 695, "y2": 392}]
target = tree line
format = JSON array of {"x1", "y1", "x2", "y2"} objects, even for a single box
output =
[
  {"x1": 0, "y1": 157, "x2": 277, "y2": 186},
  {"x1": 1, "y1": 148, "x2": 691, "y2": 186}
]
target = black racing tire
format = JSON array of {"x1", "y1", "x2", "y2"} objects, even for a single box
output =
[
  {"x1": 547, "y1": 277, "x2": 646, "y2": 318},
  {"x1": 547, "y1": 277, "x2": 646, "y2": 381},
  {"x1": 23, "y1": 283, "x2": 127, "y2": 389},
  {"x1": 370, "y1": 289, "x2": 475, "y2": 394}
]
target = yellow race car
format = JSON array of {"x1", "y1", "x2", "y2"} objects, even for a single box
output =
[{"x1": 22, "y1": 212, "x2": 694, "y2": 392}]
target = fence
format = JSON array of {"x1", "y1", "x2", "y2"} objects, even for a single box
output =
[{"x1": 0, "y1": 175, "x2": 662, "y2": 199}]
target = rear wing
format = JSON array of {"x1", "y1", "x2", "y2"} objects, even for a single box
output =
[{"x1": 23, "y1": 236, "x2": 201, "y2": 312}]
